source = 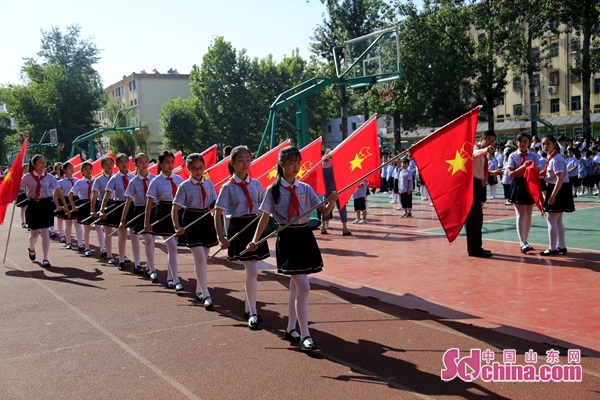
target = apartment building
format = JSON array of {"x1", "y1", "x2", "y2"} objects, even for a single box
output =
[{"x1": 100, "y1": 69, "x2": 191, "y2": 155}]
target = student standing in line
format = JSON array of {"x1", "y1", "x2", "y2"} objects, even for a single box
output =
[
  {"x1": 91, "y1": 156, "x2": 114, "y2": 260},
  {"x1": 398, "y1": 158, "x2": 413, "y2": 218},
  {"x1": 145, "y1": 150, "x2": 183, "y2": 290},
  {"x1": 21, "y1": 155, "x2": 69, "y2": 267},
  {"x1": 173, "y1": 153, "x2": 219, "y2": 309},
  {"x1": 69, "y1": 162, "x2": 97, "y2": 256},
  {"x1": 507, "y1": 132, "x2": 541, "y2": 254},
  {"x1": 539, "y1": 135, "x2": 575, "y2": 256},
  {"x1": 120, "y1": 153, "x2": 157, "y2": 281},
  {"x1": 100, "y1": 153, "x2": 136, "y2": 270},
  {"x1": 215, "y1": 146, "x2": 270, "y2": 328},
  {"x1": 54, "y1": 162, "x2": 82, "y2": 249},
  {"x1": 247, "y1": 146, "x2": 337, "y2": 351}
]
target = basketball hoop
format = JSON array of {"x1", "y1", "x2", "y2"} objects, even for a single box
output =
[
  {"x1": 138, "y1": 123, "x2": 149, "y2": 141},
  {"x1": 57, "y1": 142, "x2": 65, "y2": 151},
  {"x1": 377, "y1": 80, "x2": 396, "y2": 100}
]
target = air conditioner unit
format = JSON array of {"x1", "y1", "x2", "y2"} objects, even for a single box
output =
[{"x1": 547, "y1": 86, "x2": 557, "y2": 95}]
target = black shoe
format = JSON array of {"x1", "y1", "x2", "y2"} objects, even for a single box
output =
[
  {"x1": 133, "y1": 265, "x2": 144, "y2": 274},
  {"x1": 286, "y1": 329, "x2": 301, "y2": 344},
  {"x1": 203, "y1": 296, "x2": 213, "y2": 310},
  {"x1": 118, "y1": 262, "x2": 125, "y2": 271},
  {"x1": 299, "y1": 336, "x2": 316, "y2": 351},
  {"x1": 42, "y1": 260, "x2": 51, "y2": 267},
  {"x1": 28, "y1": 247, "x2": 36, "y2": 261},
  {"x1": 539, "y1": 249, "x2": 558, "y2": 256},
  {"x1": 195, "y1": 293, "x2": 204, "y2": 302},
  {"x1": 123, "y1": 256, "x2": 131, "y2": 263},
  {"x1": 556, "y1": 247, "x2": 567, "y2": 255},
  {"x1": 481, "y1": 248, "x2": 492, "y2": 254},
  {"x1": 520, "y1": 244, "x2": 531, "y2": 254},
  {"x1": 100, "y1": 250, "x2": 108, "y2": 258},
  {"x1": 244, "y1": 311, "x2": 262, "y2": 322},
  {"x1": 60, "y1": 236, "x2": 66, "y2": 244},
  {"x1": 21, "y1": 223, "x2": 27, "y2": 229},
  {"x1": 78, "y1": 245, "x2": 85, "y2": 252},
  {"x1": 50, "y1": 232, "x2": 56, "y2": 239},
  {"x1": 248, "y1": 314, "x2": 258, "y2": 330},
  {"x1": 468, "y1": 250, "x2": 492, "y2": 258}
]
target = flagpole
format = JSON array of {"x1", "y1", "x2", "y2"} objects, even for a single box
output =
[
  {"x1": 207, "y1": 214, "x2": 261, "y2": 260},
  {"x1": 2, "y1": 202, "x2": 17, "y2": 264},
  {"x1": 88, "y1": 202, "x2": 126, "y2": 225},
  {"x1": 162, "y1": 210, "x2": 213, "y2": 243}
]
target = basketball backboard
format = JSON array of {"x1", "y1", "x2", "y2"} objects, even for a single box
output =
[{"x1": 49, "y1": 129, "x2": 58, "y2": 144}]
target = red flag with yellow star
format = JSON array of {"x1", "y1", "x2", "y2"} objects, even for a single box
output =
[
  {"x1": 0, "y1": 136, "x2": 28, "y2": 224},
  {"x1": 249, "y1": 140, "x2": 291, "y2": 183},
  {"x1": 408, "y1": 106, "x2": 481, "y2": 243},
  {"x1": 204, "y1": 156, "x2": 231, "y2": 193},
  {"x1": 330, "y1": 117, "x2": 381, "y2": 207},
  {"x1": 257, "y1": 138, "x2": 322, "y2": 189}
]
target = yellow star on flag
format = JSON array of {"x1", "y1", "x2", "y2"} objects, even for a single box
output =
[
  {"x1": 3, "y1": 171, "x2": 13, "y2": 182},
  {"x1": 349, "y1": 154, "x2": 365, "y2": 172},
  {"x1": 203, "y1": 172, "x2": 210, "y2": 179},
  {"x1": 296, "y1": 169, "x2": 307, "y2": 179},
  {"x1": 445, "y1": 151, "x2": 468, "y2": 175},
  {"x1": 267, "y1": 167, "x2": 277, "y2": 180}
]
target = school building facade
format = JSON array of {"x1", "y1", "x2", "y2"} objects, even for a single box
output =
[{"x1": 98, "y1": 70, "x2": 191, "y2": 155}]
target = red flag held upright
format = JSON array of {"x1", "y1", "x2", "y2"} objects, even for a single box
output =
[{"x1": 0, "y1": 136, "x2": 29, "y2": 224}]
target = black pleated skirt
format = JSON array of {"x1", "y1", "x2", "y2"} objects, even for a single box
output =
[
  {"x1": 275, "y1": 224, "x2": 323, "y2": 275},
  {"x1": 75, "y1": 199, "x2": 96, "y2": 225},
  {"x1": 544, "y1": 182, "x2": 575, "y2": 213},
  {"x1": 56, "y1": 196, "x2": 78, "y2": 220},
  {"x1": 508, "y1": 177, "x2": 534, "y2": 205},
  {"x1": 97, "y1": 200, "x2": 132, "y2": 228},
  {"x1": 149, "y1": 201, "x2": 175, "y2": 236},
  {"x1": 25, "y1": 197, "x2": 54, "y2": 229},
  {"x1": 182, "y1": 208, "x2": 218, "y2": 248},
  {"x1": 16, "y1": 192, "x2": 27, "y2": 208},
  {"x1": 227, "y1": 215, "x2": 269, "y2": 261},
  {"x1": 129, "y1": 205, "x2": 146, "y2": 233}
]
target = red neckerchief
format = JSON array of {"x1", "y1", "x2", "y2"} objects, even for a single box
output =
[
  {"x1": 542, "y1": 150, "x2": 559, "y2": 176},
  {"x1": 232, "y1": 176, "x2": 253, "y2": 214},
  {"x1": 32, "y1": 171, "x2": 47, "y2": 201}
]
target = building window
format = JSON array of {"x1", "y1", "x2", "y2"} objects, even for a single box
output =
[
  {"x1": 570, "y1": 38, "x2": 580, "y2": 54},
  {"x1": 132, "y1": 80, "x2": 136, "y2": 90},
  {"x1": 548, "y1": 20, "x2": 559, "y2": 31},
  {"x1": 549, "y1": 42, "x2": 559, "y2": 58},
  {"x1": 351, "y1": 122, "x2": 357, "y2": 131},
  {"x1": 550, "y1": 99, "x2": 560, "y2": 113},
  {"x1": 594, "y1": 104, "x2": 600, "y2": 113},
  {"x1": 328, "y1": 125, "x2": 332, "y2": 133},
  {"x1": 514, "y1": 104, "x2": 522, "y2": 116},
  {"x1": 571, "y1": 95, "x2": 581, "y2": 111},
  {"x1": 531, "y1": 47, "x2": 540, "y2": 63},
  {"x1": 513, "y1": 77, "x2": 522, "y2": 91},
  {"x1": 130, "y1": 100, "x2": 133, "y2": 106},
  {"x1": 595, "y1": 78, "x2": 600, "y2": 94},
  {"x1": 532, "y1": 74, "x2": 540, "y2": 88},
  {"x1": 549, "y1": 71, "x2": 559, "y2": 85},
  {"x1": 570, "y1": 74, "x2": 581, "y2": 83},
  {"x1": 478, "y1": 33, "x2": 485, "y2": 43},
  {"x1": 497, "y1": 97, "x2": 505, "y2": 106},
  {"x1": 496, "y1": 114, "x2": 504, "y2": 123},
  {"x1": 134, "y1": 99, "x2": 137, "y2": 105}
]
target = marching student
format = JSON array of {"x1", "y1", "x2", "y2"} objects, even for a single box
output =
[
  {"x1": 69, "y1": 162, "x2": 98, "y2": 256},
  {"x1": 398, "y1": 158, "x2": 413, "y2": 218},
  {"x1": 145, "y1": 150, "x2": 183, "y2": 290},
  {"x1": 100, "y1": 153, "x2": 136, "y2": 271},
  {"x1": 214, "y1": 146, "x2": 270, "y2": 328},
  {"x1": 352, "y1": 180, "x2": 368, "y2": 224},
  {"x1": 54, "y1": 162, "x2": 82, "y2": 249},
  {"x1": 246, "y1": 146, "x2": 337, "y2": 351},
  {"x1": 539, "y1": 135, "x2": 575, "y2": 256},
  {"x1": 172, "y1": 153, "x2": 219, "y2": 308},
  {"x1": 507, "y1": 132, "x2": 541, "y2": 254},
  {"x1": 120, "y1": 153, "x2": 157, "y2": 281},
  {"x1": 20, "y1": 154, "x2": 69, "y2": 267},
  {"x1": 16, "y1": 163, "x2": 29, "y2": 229},
  {"x1": 91, "y1": 156, "x2": 114, "y2": 260}
]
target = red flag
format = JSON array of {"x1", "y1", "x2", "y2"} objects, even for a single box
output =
[
  {"x1": 128, "y1": 156, "x2": 135, "y2": 172},
  {"x1": 175, "y1": 164, "x2": 190, "y2": 180},
  {"x1": 257, "y1": 138, "x2": 322, "y2": 189},
  {"x1": 330, "y1": 117, "x2": 381, "y2": 207},
  {"x1": 248, "y1": 140, "x2": 291, "y2": 181},
  {"x1": 66, "y1": 154, "x2": 82, "y2": 166},
  {"x1": 408, "y1": 107, "x2": 481, "y2": 243},
  {"x1": 204, "y1": 156, "x2": 231, "y2": 193},
  {"x1": 148, "y1": 163, "x2": 158, "y2": 176},
  {"x1": 0, "y1": 136, "x2": 28, "y2": 224},
  {"x1": 525, "y1": 163, "x2": 544, "y2": 214},
  {"x1": 173, "y1": 151, "x2": 184, "y2": 170},
  {"x1": 92, "y1": 152, "x2": 115, "y2": 177},
  {"x1": 201, "y1": 145, "x2": 218, "y2": 169}
]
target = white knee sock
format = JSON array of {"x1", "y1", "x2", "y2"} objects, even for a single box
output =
[
  {"x1": 95, "y1": 225, "x2": 105, "y2": 251},
  {"x1": 514, "y1": 204, "x2": 533, "y2": 246},
  {"x1": 556, "y1": 213, "x2": 566, "y2": 248},
  {"x1": 242, "y1": 260, "x2": 259, "y2": 315},
  {"x1": 190, "y1": 246, "x2": 210, "y2": 295},
  {"x1": 143, "y1": 233, "x2": 155, "y2": 271},
  {"x1": 57, "y1": 219, "x2": 64, "y2": 236},
  {"x1": 490, "y1": 185, "x2": 497, "y2": 199},
  {"x1": 29, "y1": 229, "x2": 39, "y2": 251},
  {"x1": 40, "y1": 227, "x2": 50, "y2": 260},
  {"x1": 104, "y1": 227, "x2": 112, "y2": 257},
  {"x1": 74, "y1": 223, "x2": 83, "y2": 246},
  {"x1": 129, "y1": 229, "x2": 141, "y2": 265},
  {"x1": 65, "y1": 220, "x2": 72, "y2": 244},
  {"x1": 118, "y1": 229, "x2": 126, "y2": 262},
  {"x1": 289, "y1": 275, "x2": 311, "y2": 338},
  {"x1": 163, "y1": 236, "x2": 178, "y2": 282},
  {"x1": 421, "y1": 185, "x2": 429, "y2": 199},
  {"x1": 20, "y1": 208, "x2": 26, "y2": 224},
  {"x1": 287, "y1": 277, "x2": 298, "y2": 332},
  {"x1": 547, "y1": 212, "x2": 561, "y2": 250},
  {"x1": 84, "y1": 225, "x2": 91, "y2": 248}
]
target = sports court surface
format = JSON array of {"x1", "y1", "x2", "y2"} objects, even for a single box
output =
[{"x1": 1, "y1": 193, "x2": 599, "y2": 399}]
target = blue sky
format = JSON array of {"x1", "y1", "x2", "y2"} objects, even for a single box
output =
[{"x1": 0, "y1": 0, "x2": 356, "y2": 87}]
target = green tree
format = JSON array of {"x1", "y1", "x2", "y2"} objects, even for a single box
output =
[
  {"x1": 159, "y1": 97, "x2": 204, "y2": 154},
  {"x1": 0, "y1": 112, "x2": 17, "y2": 164},
  {"x1": 0, "y1": 25, "x2": 105, "y2": 161},
  {"x1": 552, "y1": 0, "x2": 600, "y2": 141}
]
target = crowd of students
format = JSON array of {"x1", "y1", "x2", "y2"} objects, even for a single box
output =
[{"x1": 16, "y1": 146, "x2": 340, "y2": 352}]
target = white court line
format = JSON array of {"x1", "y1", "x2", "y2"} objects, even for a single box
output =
[{"x1": 3, "y1": 257, "x2": 201, "y2": 400}]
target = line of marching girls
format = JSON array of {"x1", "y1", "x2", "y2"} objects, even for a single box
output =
[{"x1": 19, "y1": 145, "x2": 338, "y2": 351}]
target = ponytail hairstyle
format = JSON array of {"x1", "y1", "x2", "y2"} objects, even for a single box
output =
[
  {"x1": 53, "y1": 162, "x2": 63, "y2": 177},
  {"x1": 157, "y1": 150, "x2": 174, "y2": 174},
  {"x1": 271, "y1": 146, "x2": 301, "y2": 204},
  {"x1": 60, "y1": 162, "x2": 73, "y2": 176},
  {"x1": 115, "y1": 153, "x2": 128, "y2": 164},
  {"x1": 185, "y1": 152, "x2": 205, "y2": 169},
  {"x1": 228, "y1": 145, "x2": 252, "y2": 175},
  {"x1": 28, "y1": 154, "x2": 45, "y2": 173}
]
